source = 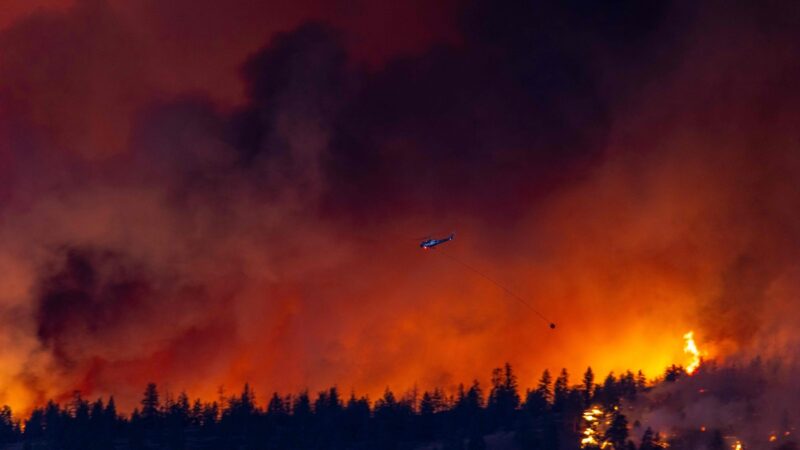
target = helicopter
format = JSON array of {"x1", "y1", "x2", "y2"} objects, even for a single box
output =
[
  {"x1": 419, "y1": 233, "x2": 455, "y2": 249},
  {"x1": 417, "y1": 232, "x2": 555, "y2": 329}
]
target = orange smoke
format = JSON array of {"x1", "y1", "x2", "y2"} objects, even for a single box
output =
[{"x1": 0, "y1": 0, "x2": 799, "y2": 417}]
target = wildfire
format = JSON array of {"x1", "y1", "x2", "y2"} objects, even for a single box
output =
[
  {"x1": 683, "y1": 331, "x2": 702, "y2": 375},
  {"x1": 581, "y1": 406, "x2": 609, "y2": 448}
]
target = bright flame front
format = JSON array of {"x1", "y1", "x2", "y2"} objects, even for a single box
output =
[
  {"x1": 581, "y1": 406, "x2": 610, "y2": 449},
  {"x1": 683, "y1": 331, "x2": 702, "y2": 375}
]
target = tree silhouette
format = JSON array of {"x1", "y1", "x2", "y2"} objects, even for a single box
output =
[
  {"x1": 600, "y1": 372, "x2": 619, "y2": 406},
  {"x1": 635, "y1": 370, "x2": 648, "y2": 391},
  {"x1": 639, "y1": 427, "x2": 657, "y2": 450},
  {"x1": 343, "y1": 394, "x2": 370, "y2": 443},
  {"x1": 0, "y1": 360, "x2": 770, "y2": 450},
  {"x1": 516, "y1": 386, "x2": 550, "y2": 449},
  {"x1": 606, "y1": 411, "x2": 629, "y2": 450},
  {"x1": 0, "y1": 405, "x2": 17, "y2": 445},
  {"x1": 537, "y1": 369, "x2": 553, "y2": 404},
  {"x1": 619, "y1": 371, "x2": 637, "y2": 401},
  {"x1": 664, "y1": 365, "x2": 684, "y2": 382},
  {"x1": 141, "y1": 382, "x2": 161, "y2": 423},
  {"x1": 583, "y1": 367, "x2": 595, "y2": 405},
  {"x1": 488, "y1": 364, "x2": 520, "y2": 430},
  {"x1": 553, "y1": 368, "x2": 569, "y2": 412}
]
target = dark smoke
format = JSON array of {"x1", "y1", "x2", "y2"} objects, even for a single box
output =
[{"x1": 36, "y1": 247, "x2": 155, "y2": 366}]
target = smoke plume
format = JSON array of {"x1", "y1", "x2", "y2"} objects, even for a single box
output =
[{"x1": 0, "y1": 0, "x2": 799, "y2": 417}]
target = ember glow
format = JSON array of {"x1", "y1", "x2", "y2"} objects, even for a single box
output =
[{"x1": 0, "y1": 0, "x2": 800, "y2": 428}]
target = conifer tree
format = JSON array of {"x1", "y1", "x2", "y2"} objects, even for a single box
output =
[
  {"x1": 606, "y1": 411, "x2": 629, "y2": 450},
  {"x1": 583, "y1": 367, "x2": 595, "y2": 405},
  {"x1": 141, "y1": 383, "x2": 161, "y2": 423},
  {"x1": 553, "y1": 369, "x2": 569, "y2": 411},
  {"x1": 489, "y1": 364, "x2": 520, "y2": 429},
  {"x1": 537, "y1": 370, "x2": 553, "y2": 404},
  {"x1": 639, "y1": 427, "x2": 657, "y2": 450},
  {"x1": 635, "y1": 371, "x2": 647, "y2": 391}
]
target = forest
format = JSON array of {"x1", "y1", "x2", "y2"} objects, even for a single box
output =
[{"x1": 0, "y1": 363, "x2": 774, "y2": 450}]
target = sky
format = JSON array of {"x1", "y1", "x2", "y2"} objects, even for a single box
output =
[{"x1": 1, "y1": 0, "x2": 800, "y2": 413}]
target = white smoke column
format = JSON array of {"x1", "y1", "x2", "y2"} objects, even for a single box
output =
[{"x1": 624, "y1": 359, "x2": 800, "y2": 450}]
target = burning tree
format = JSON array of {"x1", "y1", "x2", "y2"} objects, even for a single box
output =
[
  {"x1": 580, "y1": 405, "x2": 637, "y2": 450},
  {"x1": 581, "y1": 406, "x2": 615, "y2": 449}
]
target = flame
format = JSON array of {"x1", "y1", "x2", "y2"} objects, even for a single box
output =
[
  {"x1": 769, "y1": 435, "x2": 777, "y2": 442},
  {"x1": 581, "y1": 406, "x2": 605, "y2": 447},
  {"x1": 683, "y1": 331, "x2": 702, "y2": 375},
  {"x1": 581, "y1": 406, "x2": 615, "y2": 448},
  {"x1": 732, "y1": 441, "x2": 743, "y2": 450},
  {"x1": 581, "y1": 406, "x2": 670, "y2": 449}
]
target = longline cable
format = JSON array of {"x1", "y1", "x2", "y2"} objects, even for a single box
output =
[{"x1": 435, "y1": 248, "x2": 556, "y2": 329}]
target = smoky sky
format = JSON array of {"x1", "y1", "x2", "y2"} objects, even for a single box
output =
[{"x1": 1, "y1": 0, "x2": 800, "y2": 412}]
